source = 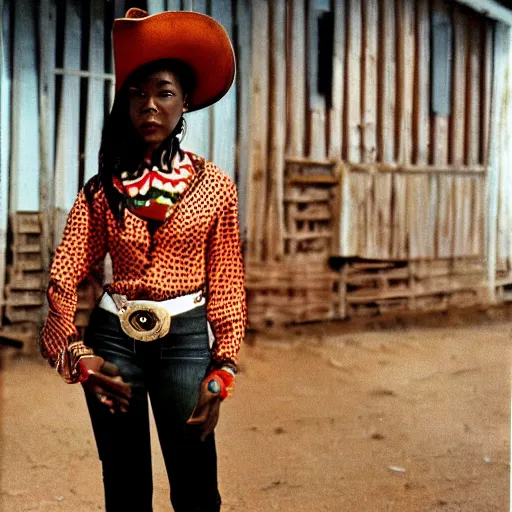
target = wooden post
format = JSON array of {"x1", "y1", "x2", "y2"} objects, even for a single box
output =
[
  {"x1": 38, "y1": 0, "x2": 57, "y2": 325},
  {"x1": 451, "y1": 8, "x2": 467, "y2": 259},
  {"x1": 247, "y1": 0, "x2": 269, "y2": 260},
  {"x1": 236, "y1": 0, "x2": 252, "y2": 241},
  {"x1": 53, "y1": 0, "x2": 82, "y2": 245},
  {"x1": 84, "y1": 0, "x2": 105, "y2": 184},
  {"x1": 431, "y1": 0, "x2": 452, "y2": 259},
  {"x1": 375, "y1": 0, "x2": 396, "y2": 260},
  {"x1": 487, "y1": 24, "x2": 511, "y2": 301},
  {"x1": 10, "y1": 0, "x2": 40, "y2": 214},
  {"x1": 362, "y1": 0, "x2": 378, "y2": 258},
  {"x1": 267, "y1": 0, "x2": 286, "y2": 259},
  {"x1": 146, "y1": 0, "x2": 166, "y2": 12},
  {"x1": 211, "y1": 0, "x2": 236, "y2": 179},
  {"x1": 181, "y1": 0, "x2": 211, "y2": 160},
  {"x1": 0, "y1": 0, "x2": 11, "y2": 326},
  {"x1": 412, "y1": 0, "x2": 431, "y2": 259}
]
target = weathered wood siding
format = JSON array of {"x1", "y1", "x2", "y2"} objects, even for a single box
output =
[{"x1": 246, "y1": 0, "x2": 495, "y2": 262}]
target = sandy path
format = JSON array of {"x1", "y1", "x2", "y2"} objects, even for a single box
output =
[{"x1": 1, "y1": 322, "x2": 510, "y2": 511}]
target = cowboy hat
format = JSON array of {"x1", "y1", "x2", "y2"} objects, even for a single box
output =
[{"x1": 113, "y1": 8, "x2": 235, "y2": 112}]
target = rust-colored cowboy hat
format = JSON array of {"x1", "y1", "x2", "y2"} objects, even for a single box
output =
[{"x1": 113, "y1": 8, "x2": 235, "y2": 111}]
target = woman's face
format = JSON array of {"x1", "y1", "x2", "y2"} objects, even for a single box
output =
[{"x1": 128, "y1": 69, "x2": 187, "y2": 149}]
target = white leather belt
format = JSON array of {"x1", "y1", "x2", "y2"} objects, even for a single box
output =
[{"x1": 98, "y1": 291, "x2": 205, "y2": 342}]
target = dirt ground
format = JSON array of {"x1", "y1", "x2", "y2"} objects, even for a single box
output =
[{"x1": 0, "y1": 314, "x2": 510, "y2": 511}]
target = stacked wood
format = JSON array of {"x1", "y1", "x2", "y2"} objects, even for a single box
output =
[
  {"x1": 345, "y1": 258, "x2": 488, "y2": 317},
  {"x1": 4, "y1": 213, "x2": 44, "y2": 327},
  {"x1": 245, "y1": 260, "x2": 338, "y2": 328},
  {"x1": 284, "y1": 159, "x2": 340, "y2": 257}
]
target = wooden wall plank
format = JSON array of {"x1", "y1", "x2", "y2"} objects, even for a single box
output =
[
  {"x1": 147, "y1": 0, "x2": 166, "y2": 13},
  {"x1": 466, "y1": 14, "x2": 482, "y2": 257},
  {"x1": 332, "y1": 0, "x2": 349, "y2": 255},
  {"x1": 345, "y1": 0, "x2": 361, "y2": 164},
  {"x1": 362, "y1": 0, "x2": 378, "y2": 258},
  {"x1": 181, "y1": 0, "x2": 211, "y2": 160},
  {"x1": 411, "y1": 0, "x2": 432, "y2": 259},
  {"x1": 451, "y1": 8, "x2": 467, "y2": 258},
  {"x1": 481, "y1": 21, "x2": 493, "y2": 261},
  {"x1": 288, "y1": 0, "x2": 306, "y2": 157},
  {"x1": 53, "y1": 0, "x2": 82, "y2": 244},
  {"x1": 166, "y1": 0, "x2": 181, "y2": 10},
  {"x1": 329, "y1": 0, "x2": 345, "y2": 159},
  {"x1": 10, "y1": 0, "x2": 40, "y2": 213},
  {"x1": 0, "y1": 0, "x2": 11, "y2": 325},
  {"x1": 211, "y1": 0, "x2": 236, "y2": 179},
  {"x1": 236, "y1": 0, "x2": 252, "y2": 238},
  {"x1": 432, "y1": 0, "x2": 452, "y2": 259},
  {"x1": 344, "y1": 0, "x2": 362, "y2": 257},
  {"x1": 38, "y1": 0, "x2": 57, "y2": 310},
  {"x1": 84, "y1": 0, "x2": 105, "y2": 183},
  {"x1": 493, "y1": 24, "x2": 512, "y2": 269},
  {"x1": 247, "y1": 0, "x2": 269, "y2": 260},
  {"x1": 373, "y1": 0, "x2": 396, "y2": 260},
  {"x1": 361, "y1": 0, "x2": 377, "y2": 165},
  {"x1": 307, "y1": 0, "x2": 327, "y2": 161},
  {"x1": 393, "y1": 0, "x2": 414, "y2": 260},
  {"x1": 267, "y1": 0, "x2": 286, "y2": 259},
  {"x1": 287, "y1": 0, "x2": 307, "y2": 256}
]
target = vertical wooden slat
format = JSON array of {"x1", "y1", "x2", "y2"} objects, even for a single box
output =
[
  {"x1": 329, "y1": 0, "x2": 344, "y2": 160},
  {"x1": 345, "y1": 0, "x2": 362, "y2": 256},
  {"x1": 482, "y1": 22, "x2": 493, "y2": 168},
  {"x1": 147, "y1": 0, "x2": 166, "y2": 13},
  {"x1": 332, "y1": 0, "x2": 348, "y2": 255},
  {"x1": 467, "y1": 15, "x2": 482, "y2": 256},
  {"x1": 481, "y1": 21, "x2": 493, "y2": 260},
  {"x1": 375, "y1": 0, "x2": 396, "y2": 260},
  {"x1": 0, "y1": 0, "x2": 11, "y2": 325},
  {"x1": 10, "y1": 0, "x2": 40, "y2": 213},
  {"x1": 488, "y1": 24, "x2": 512, "y2": 297},
  {"x1": 432, "y1": 0, "x2": 451, "y2": 259},
  {"x1": 181, "y1": 0, "x2": 211, "y2": 160},
  {"x1": 362, "y1": 0, "x2": 377, "y2": 258},
  {"x1": 38, "y1": 0, "x2": 57, "y2": 323},
  {"x1": 236, "y1": 0, "x2": 252, "y2": 238},
  {"x1": 166, "y1": 0, "x2": 181, "y2": 10},
  {"x1": 54, "y1": 0, "x2": 82, "y2": 244},
  {"x1": 307, "y1": 0, "x2": 327, "y2": 161},
  {"x1": 267, "y1": 0, "x2": 286, "y2": 259},
  {"x1": 288, "y1": 0, "x2": 306, "y2": 157},
  {"x1": 287, "y1": 0, "x2": 306, "y2": 256},
  {"x1": 411, "y1": 0, "x2": 431, "y2": 259},
  {"x1": 452, "y1": 8, "x2": 467, "y2": 258},
  {"x1": 84, "y1": 0, "x2": 105, "y2": 183},
  {"x1": 393, "y1": 0, "x2": 414, "y2": 260},
  {"x1": 247, "y1": 0, "x2": 269, "y2": 260},
  {"x1": 345, "y1": 0, "x2": 361, "y2": 164},
  {"x1": 211, "y1": 0, "x2": 236, "y2": 179},
  {"x1": 361, "y1": 0, "x2": 377, "y2": 165}
]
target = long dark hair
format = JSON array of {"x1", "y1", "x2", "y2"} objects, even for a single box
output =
[{"x1": 85, "y1": 59, "x2": 195, "y2": 223}]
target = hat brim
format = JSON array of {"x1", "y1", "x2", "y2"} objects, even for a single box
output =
[{"x1": 113, "y1": 11, "x2": 235, "y2": 112}]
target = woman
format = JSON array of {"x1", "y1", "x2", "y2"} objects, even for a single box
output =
[{"x1": 39, "y1": 8, "x2": 246, "y2": 512}]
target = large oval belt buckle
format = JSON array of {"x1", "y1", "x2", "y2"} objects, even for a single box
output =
[{"x1": 119, "y1": 303, "x2": 171, "y2": 342}]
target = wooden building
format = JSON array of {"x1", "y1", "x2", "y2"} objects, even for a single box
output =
[{"x1": 0, "y1": 0, "x2": 512, "y2": 344}]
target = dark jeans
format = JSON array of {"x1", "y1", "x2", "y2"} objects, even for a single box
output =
[{"x1": 84, "y1": 304, "x2": 221, "y2": 512}]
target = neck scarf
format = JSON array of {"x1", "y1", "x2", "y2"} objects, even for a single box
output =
[{"x1": 113, "y1": 131, "x2": 196, "y2": 221}]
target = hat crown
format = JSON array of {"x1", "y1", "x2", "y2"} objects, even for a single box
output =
[{"x1": 125, "y1": 8, "x2": 148, "y2": 19}]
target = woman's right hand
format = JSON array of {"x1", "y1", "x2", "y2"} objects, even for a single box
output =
[{"x1": 78, "y1": 355, "x2": 132, "y2": 414}]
